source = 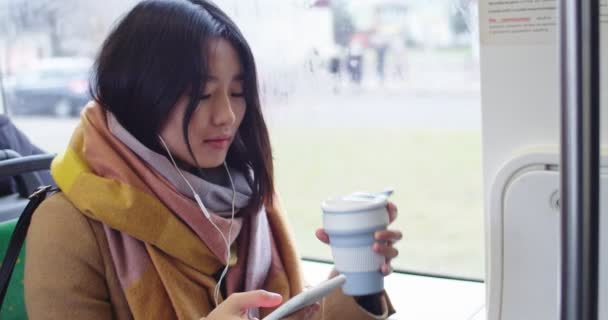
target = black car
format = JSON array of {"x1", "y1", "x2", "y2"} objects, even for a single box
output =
[{"x1": 4, "y1": 57, "x2": 93, "y2": 117}]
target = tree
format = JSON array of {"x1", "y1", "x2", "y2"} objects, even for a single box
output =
[
  {"x1": 331, "y1": 0, "x2": 355, "y2": 47},
  {"x1": 1, "y1": 0, "x2": 139, "y2": 57}
]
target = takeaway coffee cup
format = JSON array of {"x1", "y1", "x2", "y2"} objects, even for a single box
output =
[{"x1": 321, "y1": 191, "x2": 390, "y2": 296}]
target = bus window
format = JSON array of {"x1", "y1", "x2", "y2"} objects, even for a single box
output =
[{"x1": 0, "y1": 0, "x2": 483, "y2": 281}]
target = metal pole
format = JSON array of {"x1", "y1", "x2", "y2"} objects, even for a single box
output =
[{"x1": 559, "y1": 0, "x2": 601, "y2": 319}]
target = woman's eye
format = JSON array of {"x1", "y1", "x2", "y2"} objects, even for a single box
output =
[
  {"x1": 231, "y1": 92, "x2": 245, "y2": 98},
  {"x1": 199, "y1": 94, "x2": 212, "y2": 100}
]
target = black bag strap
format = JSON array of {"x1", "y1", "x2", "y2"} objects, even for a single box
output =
[{"x1": 0, "y1": 185, "x2": 55, "y2": 309}]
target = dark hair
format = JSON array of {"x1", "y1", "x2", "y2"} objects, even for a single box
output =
[{"x1": 91, "y1": 0, "x2": 274, "y2": 212}]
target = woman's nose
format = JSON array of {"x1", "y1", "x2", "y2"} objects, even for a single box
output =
[{"x1": 211, "y1": 93, "x2": 236, "y2": 126}]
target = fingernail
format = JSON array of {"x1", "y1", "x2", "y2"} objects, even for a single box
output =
[{"x1": 265, "y1": 291, "x2": 282, "y2": 298}]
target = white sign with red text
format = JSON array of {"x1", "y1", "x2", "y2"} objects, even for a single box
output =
[{"x1": 480, "y1": 0, "x2": 607, "y2": 45}]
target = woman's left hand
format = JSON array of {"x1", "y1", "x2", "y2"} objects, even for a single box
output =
[{"x1": 315, "y1": 202, "x2": 403, "y2": 275}]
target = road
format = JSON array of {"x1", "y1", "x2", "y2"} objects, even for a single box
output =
[{"x1": 11, "y1": 88, "x2": 481, "y2": 153}]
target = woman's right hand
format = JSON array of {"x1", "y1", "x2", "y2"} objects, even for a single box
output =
[{"x1": 201, "y1": 290, "x2": 283, "y2": 320}]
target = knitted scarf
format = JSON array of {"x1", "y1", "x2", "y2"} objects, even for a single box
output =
[{"x1": 51, "y1": 102, "x2": 304, "y2": 319}]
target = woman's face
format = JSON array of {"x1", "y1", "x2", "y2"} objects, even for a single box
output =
[{"x1": 159, "y1": 38, "x2": 246, "y2": 168}]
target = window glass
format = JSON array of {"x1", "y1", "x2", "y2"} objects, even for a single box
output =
[{"x1": 0, "y1": 0, "x2": 483, "y2": 279}]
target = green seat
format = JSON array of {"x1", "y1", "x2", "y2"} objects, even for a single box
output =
[
  {"x1": 0, "y1": 151, "x2": 54, "y2": 320},
  {"x1": 0, "y1": 218, "x2": 27, "y2": 319}
]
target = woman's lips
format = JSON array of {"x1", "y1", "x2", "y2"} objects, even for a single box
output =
[{"x1": 203, "y1": 136, "x2": 232, "y2": 149}]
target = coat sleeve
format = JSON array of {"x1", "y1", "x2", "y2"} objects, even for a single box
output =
[
  {"x1": 0, "y1": 115, "x2": 55, "y2": 187},
  {"x1": 317, "y1": 282, "x2": 395, "y2": 319},
  {"x1": 302, "y1": 268, "x2": 395, "y2": 320},
  {"x1": 24, "y1": 193, "x2": 114, "y2": 320}
]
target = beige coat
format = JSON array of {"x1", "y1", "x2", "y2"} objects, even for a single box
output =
[{"x1": 24, "y1": 193, "x2": 395, "y2": 319}]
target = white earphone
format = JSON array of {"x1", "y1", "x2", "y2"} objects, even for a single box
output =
[{"x1": 158, "y1": 135, "x2": 236, "y2": 307}]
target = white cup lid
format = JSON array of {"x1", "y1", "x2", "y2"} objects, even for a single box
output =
[{"x1": 321, "y1": 192, "x2": 389, "y2": 213}]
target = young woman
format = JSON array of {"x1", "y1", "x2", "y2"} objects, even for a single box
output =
[{"x1": 24, "y1": 1, "x2": 402, "y2": 319}]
